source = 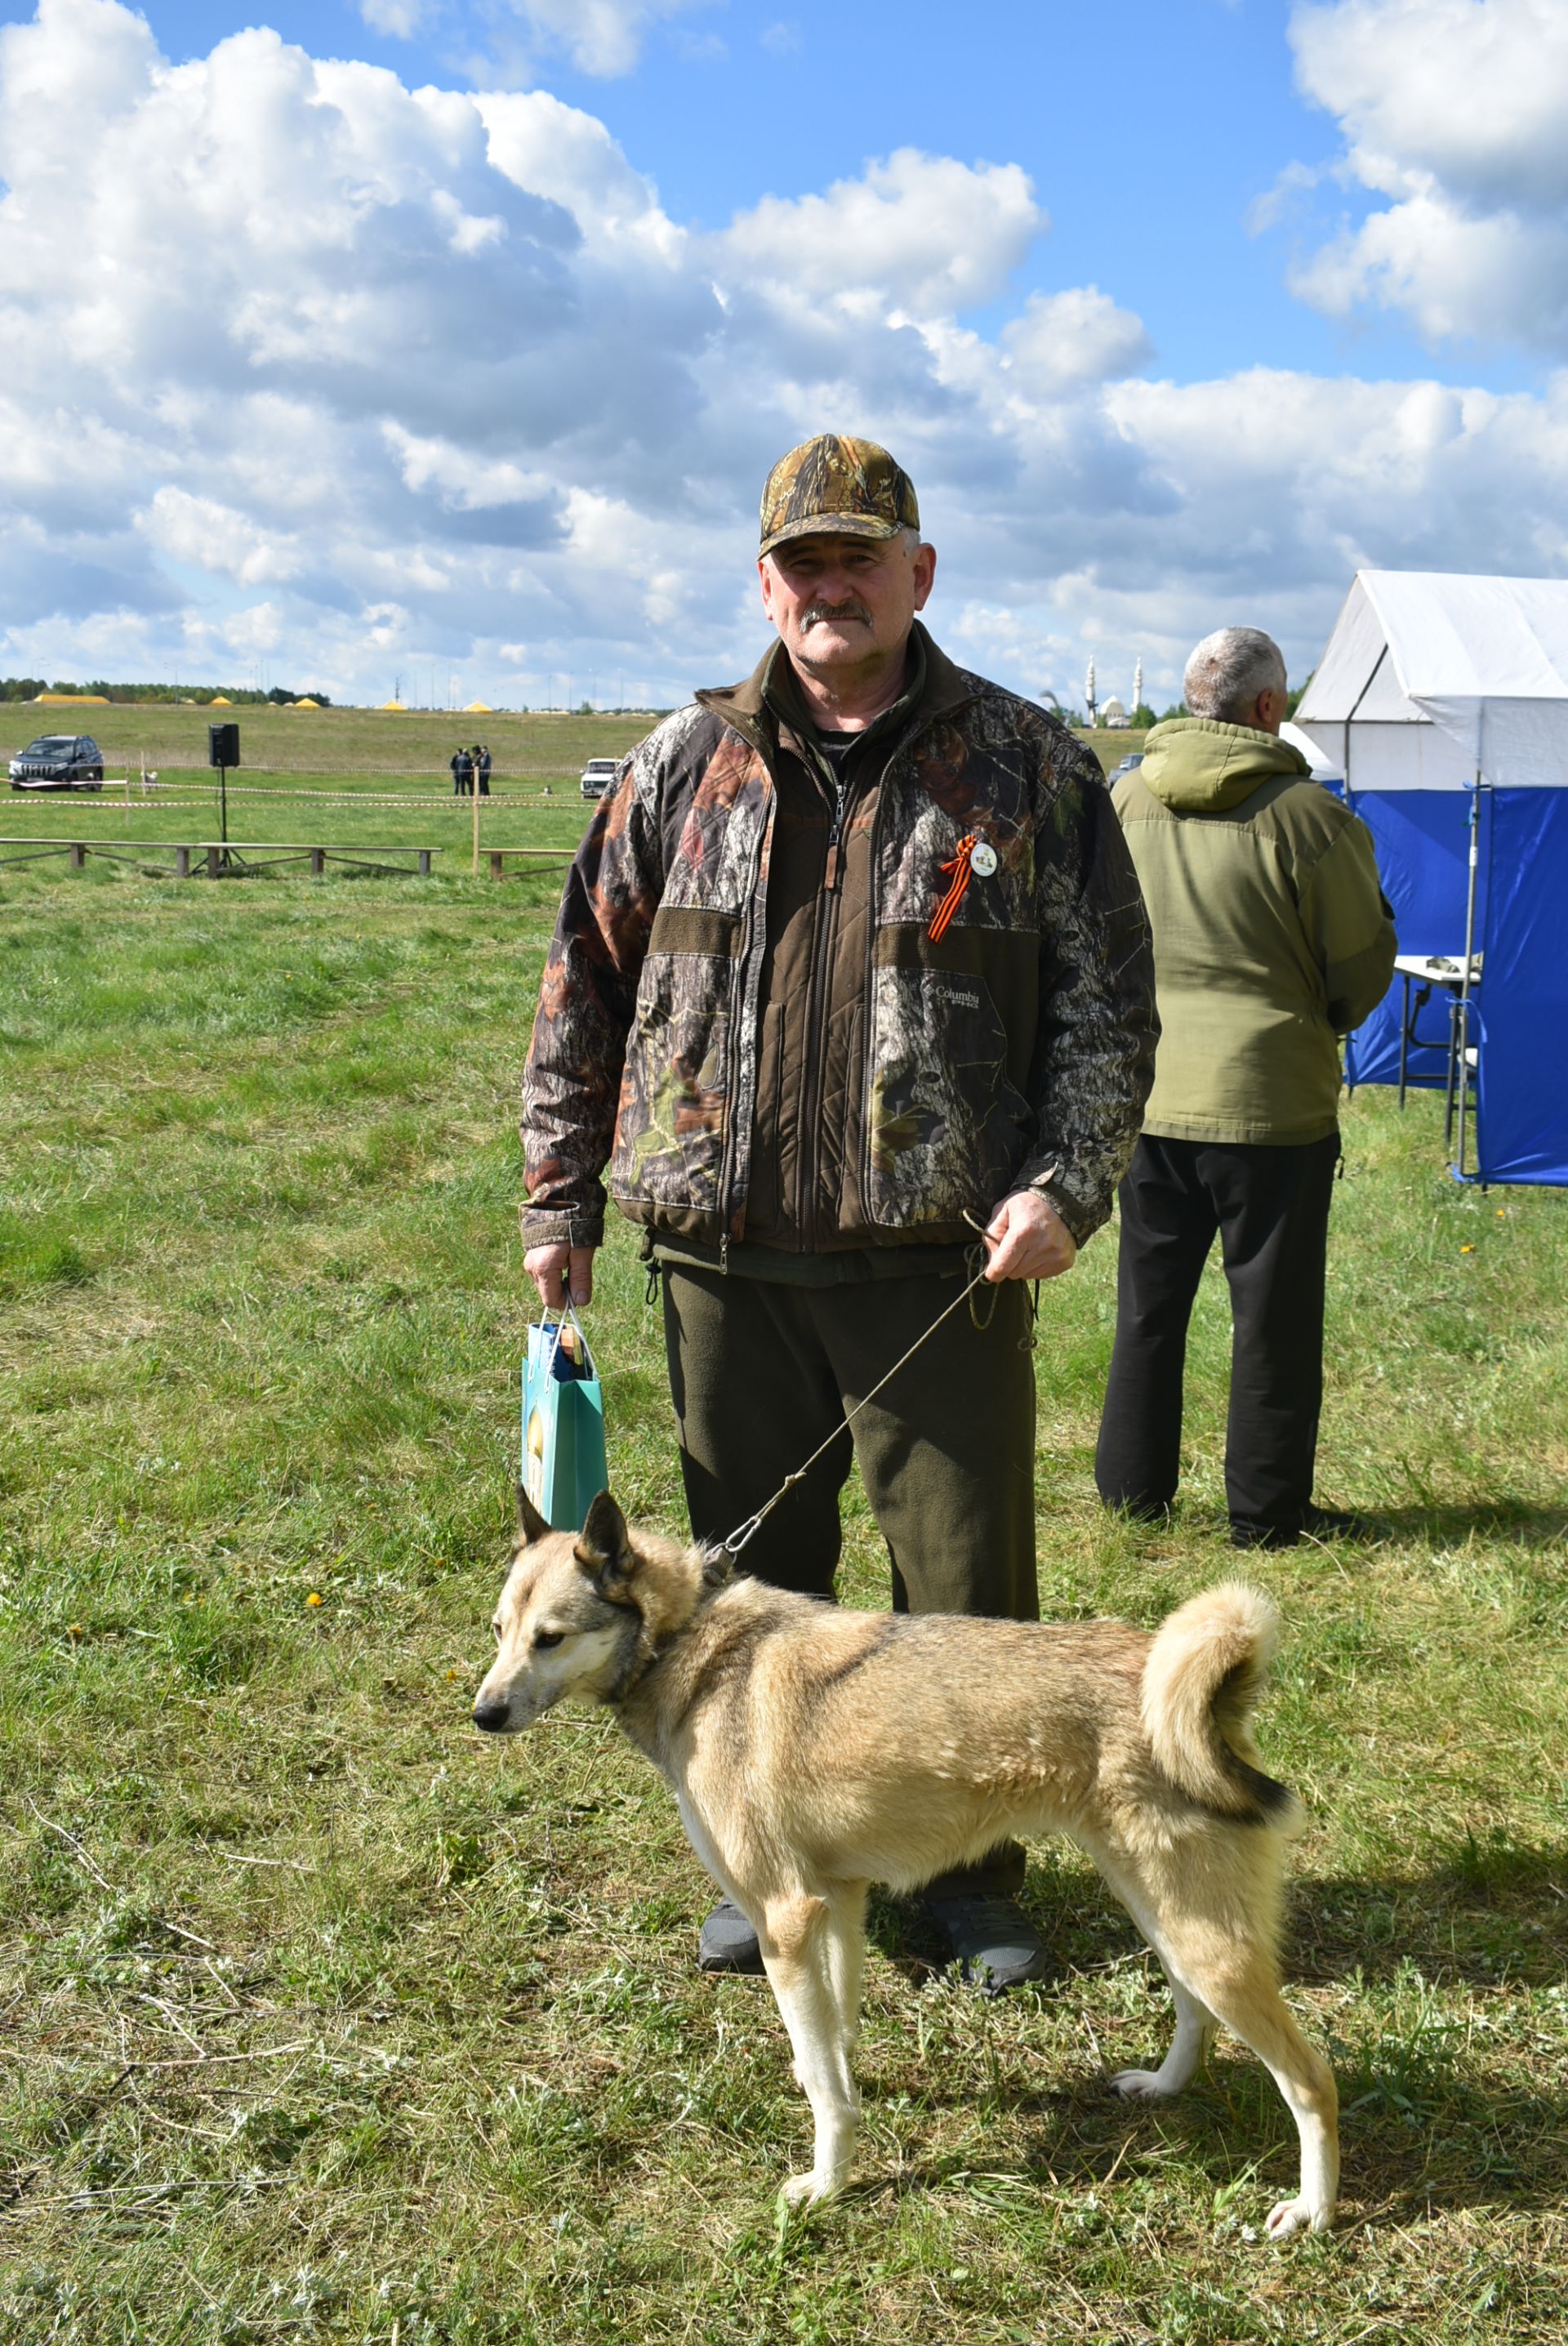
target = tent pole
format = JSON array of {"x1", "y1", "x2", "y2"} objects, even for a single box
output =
[
  {"x1": 1341, "y1": 645, "x2": 1387, "y2": 805},
  {"x1": 1454, "y1": 771, "x2": 1481, "y2": 1176}
]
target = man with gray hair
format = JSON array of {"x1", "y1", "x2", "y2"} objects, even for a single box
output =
[{"x1": 1096, "y1": 626, "x2": 1396, "y2": 1548}]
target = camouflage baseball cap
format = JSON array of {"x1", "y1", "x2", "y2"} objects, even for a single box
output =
[{"x1": 759, "y1": 434, "x2": 920, "y2": 557}]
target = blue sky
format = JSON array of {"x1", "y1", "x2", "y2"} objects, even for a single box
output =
[{"x1": 1, "y1": 0, "x2": 1564, "y2": 707}]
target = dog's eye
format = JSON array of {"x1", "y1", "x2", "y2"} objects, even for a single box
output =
[
  {"x1": 492, "y1": 1621, "x2": 502, "y2": 1644},
  {"x1": 532, "y1": 1629, "x2": 564, "y2": 1650}
]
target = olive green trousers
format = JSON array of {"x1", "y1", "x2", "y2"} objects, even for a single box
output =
[{"x1": 661, "y1": 1262, "x2": 1040, "y2": 1900}]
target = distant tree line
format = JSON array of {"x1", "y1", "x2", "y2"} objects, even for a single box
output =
[{"x1": 0, "y1": 677, "x2": 332, "y2": 707}]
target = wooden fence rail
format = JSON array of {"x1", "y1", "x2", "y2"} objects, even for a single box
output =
[{"x1": 1, "y1": 838, "x2": 577, "y2": 881}]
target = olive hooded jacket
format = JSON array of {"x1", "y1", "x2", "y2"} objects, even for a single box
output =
[{"x1": 1111, "y1": 718, "x2": 1396, "y2": 1144}]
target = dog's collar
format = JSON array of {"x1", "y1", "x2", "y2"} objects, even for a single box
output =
[
  {"x1": 599, "y1": 1550, "x2": 732, "y2": 1706},
  {"x1": 605, "y1": 1621, "x2": 670, "y2": 1705}
]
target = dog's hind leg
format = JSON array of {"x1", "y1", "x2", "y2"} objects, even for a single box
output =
[
  {"x1": 1110, "y1": 1966, "x2": 1217, "y2": 2100},
  {"x1": 823, "y1": 1880, "x2": 869, "y2": 2051},
  {"x1": 1084, "y1": 1842, "x2": 1338, "y2": 2238},
  {"x1": 1077, "y1": 1840, "x2": 1218, "y2": 2100},
  {"x1": 1174, "y1": 1947, "x2": 1339, "y2": 2241},
  {"x1": 758, "y1": 1890, "x2": 860, "y2": 2208}
]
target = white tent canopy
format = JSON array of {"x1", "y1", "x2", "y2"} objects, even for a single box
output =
[
  {"x1": 1279, "y1": 720, "x2": 1339, "y2": 780},
  {"x1": 1294, "y1": 570, "x2": 1568, "y2": 792}
]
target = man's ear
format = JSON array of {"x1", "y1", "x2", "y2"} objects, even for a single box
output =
[
  {"x1": 516, "y1": 1484, "x2": 551, "y2": 1545},
  {"x1": 576, "y1": 1491, "x2": 632, "y2": 1588}
]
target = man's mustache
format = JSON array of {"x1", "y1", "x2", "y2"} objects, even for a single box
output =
[{"x1": 800, "y1": 601, "x2": 871, "y2": 631}]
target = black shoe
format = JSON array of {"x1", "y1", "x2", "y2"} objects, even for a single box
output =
[
  {"x1": 697, "y1": 1897, "x2": 764, "y2": 1974},
  {"x1": 1230, "y1": 1502, "x2": 1379, "y2": 1550},
  {"x1": 1100, "y1": 1495, "x2": 1174, "y2": 1528},
  {"x1": 923, "y1": 1893, "x2": 1049, "y2": 1994},
  {"x1": 1301, "y1": 1502, "x2": 1379, "y2": 1544},
  {"x1": 1230, "y1": 1516, "x2": 1298, "y2": 1550}
]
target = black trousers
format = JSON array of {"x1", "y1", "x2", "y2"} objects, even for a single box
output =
[
  {"x1": 662, "y1": 1264, "x2": 1037, "y2": 1898},
  {"x1": 1094, "y1": 1133, "x2": 1339, "y2": 1536}
]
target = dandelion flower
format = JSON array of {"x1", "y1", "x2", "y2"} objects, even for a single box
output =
[
  {"x1": 1460, "y1": 1243, "x2": 1476, "y2": 1255},
  {"x1": 306, "y1": 1591, "x2": 324, "y2": 1608},
  {"x1": 67, "y1": 1623, "x2": 84, "y2": 1639}
]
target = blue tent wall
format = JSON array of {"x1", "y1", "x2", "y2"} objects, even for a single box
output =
[
  {"x1": 1342, "y1": 788, "x2": 1473, "y2": 1087},
  {"x1": 1472, "y1": 789, "x2": 1568, "y2": 1185}
]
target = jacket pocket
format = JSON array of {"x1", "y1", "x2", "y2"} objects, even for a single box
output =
[
  {"x1": 608, "y1": 943, "x2": 736, "y2": 1215},
  {"x1": 865, "y1": 962, "x2": 1034, "y2": 1228}
]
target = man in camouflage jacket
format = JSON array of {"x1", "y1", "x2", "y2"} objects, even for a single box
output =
[{"x1": 522, "y1": 435, "x2": 1156, "y2": 1986}]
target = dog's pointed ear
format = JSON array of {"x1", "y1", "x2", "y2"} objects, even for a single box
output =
[
  {"x1": 516, "y1": 1483, "x2": 551, "y2": 1545},
  {"x1": 575, "y1": 1491, "x2": 633, "y2": 1589}
]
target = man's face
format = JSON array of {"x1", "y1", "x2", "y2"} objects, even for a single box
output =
[{"x1": 758, "y1": 531, "x2": 936, "y2": 678}]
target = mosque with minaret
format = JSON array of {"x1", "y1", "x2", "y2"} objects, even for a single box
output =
[{"x1": 1081, "y1": 655, "x2": 1143, "y2": 729}]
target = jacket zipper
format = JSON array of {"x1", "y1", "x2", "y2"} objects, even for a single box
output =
[
  {"x1": 709, "y1": 720, "x2": 775, "y2": 1264},
  {"x1": 858, "y1": 698, "x2": 979, "y2": 1228},
  {"x1": 797, "y1": 765, "x2": 853, "y2": 1251},
  {"x1": 691, "y1": 659, "x2": 979, "y2": 1253}
]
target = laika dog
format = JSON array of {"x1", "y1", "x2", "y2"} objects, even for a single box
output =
[{"x1": 473, "y1": 1492, "x2": 1339, "y2": 2238}]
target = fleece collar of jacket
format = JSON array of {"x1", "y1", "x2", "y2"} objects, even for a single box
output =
[
  {"x1": 697, "y1": 619, "x2": 974, "y2": 757},
  {"x1": 1139, "y1": 716, "x2": 1312, "y2": 814}
]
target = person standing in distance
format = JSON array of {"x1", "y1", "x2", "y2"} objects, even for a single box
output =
[
  {"x1": 521, "y1": 435, "x2": 1157, "y2": 1986},
  {"x1": 1096, "y1": 627, "x2": 1396, "y2": 1549}
]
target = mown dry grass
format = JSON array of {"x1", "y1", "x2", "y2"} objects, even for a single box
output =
[{"x1": 1, "y1": 863, "x2": 1564, "y2": 2344}]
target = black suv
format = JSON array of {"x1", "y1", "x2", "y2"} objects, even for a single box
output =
[{"x1": 8, "y1": 734, "x2": 105, "y2": 789}]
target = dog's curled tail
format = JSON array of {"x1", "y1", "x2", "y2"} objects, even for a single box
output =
[{"x1": 1141, "y1": 1583, "x2": 1305, "y2": 1830}]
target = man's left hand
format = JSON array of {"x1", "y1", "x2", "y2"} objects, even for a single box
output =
[{"x1": 982, "y1": 1189, "x2": 1077, "y2": 1282}]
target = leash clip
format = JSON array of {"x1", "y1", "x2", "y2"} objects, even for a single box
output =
[{"x1": 721, "y1": 1510, "x2": 768, "y2": 1558}]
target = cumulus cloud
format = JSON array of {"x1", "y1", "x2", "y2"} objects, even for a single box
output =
[
  {"x1": 1003, "y1": 288, "x2": 1152, "y2": 394},
  {"x1": 358, "y1": 0, "x2": 716, "y2": 74},
  {"x1": 721, "y1": 150, "x2": 1042, "y2": 318},
  {"x1": 471, "y1": 0, "x2": 719, "y2": 79},
  {"x1": 2, "y1": 0, "x2": 1567, "y2": 711},
  {"x1": 140, "y1": 488, "x2": 305, "y2": 586},
  {"x1": 1285, "y1": 0, "x2": 1568, "y2": 352},
  {"x1": 542, "y1": 0, "x2": 718, "y2": 75},
  {"x1": 357, "y1": 0, "x2": 430, "y2": 38}
]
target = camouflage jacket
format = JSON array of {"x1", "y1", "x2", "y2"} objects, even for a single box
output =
[{"x1": 522, "y1": 627, "x2": 1156, "y2": 1256}]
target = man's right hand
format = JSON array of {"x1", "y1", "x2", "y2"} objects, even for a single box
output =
[{"x1": 524, "y1": 1242, "x2": 598, "y2": 1309}]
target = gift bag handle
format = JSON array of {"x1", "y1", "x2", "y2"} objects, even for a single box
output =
[{"x1": 541, "y1": 1296, "x2": 595, "y2": 1380}]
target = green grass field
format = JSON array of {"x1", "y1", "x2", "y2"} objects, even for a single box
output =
[
  {"x1": 2, "y1": 704, "x2": 661, "y2": 780},
  {"x1": 2, "y1": 699, "x2": 1144, "y2": 778},
  {"x1": 2, "y1": 861, "x2": 1564, "y2": 2344},
  {"x1": 0, "y1": 709, "x2": 1143, "y2": 885}
]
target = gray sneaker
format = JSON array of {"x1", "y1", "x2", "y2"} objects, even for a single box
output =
[
  {"x1": 924, "y1": 1893, "x2": 1049, "y2": 1993},
  {"x1": 697, "y1": 1897, "x2": 764, "y2": 1974}
]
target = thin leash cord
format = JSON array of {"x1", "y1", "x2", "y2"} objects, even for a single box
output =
[{"x1": 720, "y1": 1210, "x2": 1004, "y2": 1559}]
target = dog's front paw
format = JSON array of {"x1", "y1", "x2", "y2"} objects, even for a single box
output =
[
  {"x1": 779, "y1": 2168, "x2": 844, "y2": 2209},
  {"x1": 1264, "y1": 2194, "x2": 1332, "y2": 2241},
  {"x1": 1110, "y1": 2066, "x2": 1171, "y2": 2101}
]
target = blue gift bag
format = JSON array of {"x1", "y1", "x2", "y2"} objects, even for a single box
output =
[{"x1": 522, "y1": 1307, "x2": 607, "y2": 1531}]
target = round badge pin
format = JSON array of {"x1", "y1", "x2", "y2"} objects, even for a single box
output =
[{"x1": 969, "y1": 841, "x2": 998, "y2": 878}]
